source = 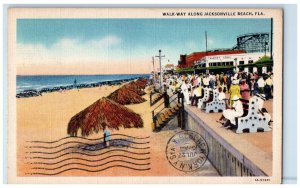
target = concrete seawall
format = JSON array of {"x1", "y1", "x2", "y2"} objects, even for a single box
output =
[{"x1": 184, "y1": 106, "x2": 271, "y2": 176}]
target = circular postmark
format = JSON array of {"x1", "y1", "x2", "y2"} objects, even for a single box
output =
[{"x1": 166, "y1": 130, "x2": 209, "y2": 172}]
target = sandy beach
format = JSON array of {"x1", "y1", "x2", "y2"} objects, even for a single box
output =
[{"x1": 17, "y1": 84, "x2": 219, "y2": 176}]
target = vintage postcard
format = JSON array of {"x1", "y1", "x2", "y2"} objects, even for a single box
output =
[{"x1": 7, "y1": 8, "x2": 283, "y2": 183}]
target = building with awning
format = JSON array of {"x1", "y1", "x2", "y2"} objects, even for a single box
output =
[
  {"x1": 176, "y1": 53, "x2": 273, "y2": 74},
  {"x1": 177, "y1": 31, "x2": 273, "y2": 74},
  {"x1": 177, "y1": 49, "x2": 245, "y2": 69}
]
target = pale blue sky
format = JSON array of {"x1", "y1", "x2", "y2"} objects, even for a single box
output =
[
  {"x1": 18, "y1": 18, "x2": 271, "y2": 50},
  {"x1": 16, "y1": 18, "x2": 271, "y2": 74}
]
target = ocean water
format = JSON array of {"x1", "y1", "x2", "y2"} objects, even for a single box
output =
[{"x1": 16, "y1": 74, "x2": 149, "y2": 93}]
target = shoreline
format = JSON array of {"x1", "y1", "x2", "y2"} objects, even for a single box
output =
[
  {"x1": 17, "y1": 73, "x2": 150, "y2": 76},
  {"x1": 16, "y1": 76, "x2": 148, "y2": 98}
]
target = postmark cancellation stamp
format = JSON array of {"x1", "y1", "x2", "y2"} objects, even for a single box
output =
[{"x1": 166, "y1": 130, "x2": 209, "y2": 172}]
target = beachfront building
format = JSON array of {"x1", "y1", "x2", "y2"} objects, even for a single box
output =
[
  {"x1": 177, "y1": 49, "x2": 245, "y2": 69},
  {"x1": 193, "y1": 52, "x2": 272, "y2": 74},
  {"x1": 177, "y1": 32, "x2": 273, "y2": 74},
  {"x1": 163, "y1": 64, "x2": 175, "y2": 73}
]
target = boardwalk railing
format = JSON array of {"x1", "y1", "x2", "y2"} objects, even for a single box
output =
[{"x1": 151, "y1": 91, "x2": 184, "y2": 132}]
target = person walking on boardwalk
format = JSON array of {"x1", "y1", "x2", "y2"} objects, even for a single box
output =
[
  {"x1": 257, "y1": 76, "x2": 265, "y2": 94},
  {"x1": 181, "y1": 79, "x2": 191, "y2": 105},
  {"x1": 249, "y1": 76, "x2": 257, "y2": 96},
  {"x1": 226, "y1": 74, "x2": 231, "y2": 93},
  {"x1": 209, "y1": 73, "x2": 216, "y2": 89},
  {"x1": 264, "y1": 75, "x2": 273, "y2": 100},
  {"x1": 218, "y1": 87, "x2": 226, "y2": 101},
  {"x1": 202, "y1": 75, "x2": 209, "y2": 88},
  {"x1": 219, "y1": 72, "x2": 224, "y2": 85},
  {"x1": 229, "y1": 79, "x2": 241, "y2": 107},
  {"x1": 103, "y1": 126, "x2": 111, "y2": 147},
  {"x1": 240, "y1": 79, "x2": 250, "y2": 102},
  {"x1": 197, "y1": 74, "x2": 202, "y2": 87}
]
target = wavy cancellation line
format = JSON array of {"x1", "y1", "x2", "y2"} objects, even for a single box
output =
[
  {"x1": 28, "y1": 134, "x2": 151, "y2": 144},
  {"x1": 32, "y1": 160, "x2": 150, "y2": 171},
  {"x1": 28, "y1": 165, "x2": 151, "y2": 176},
  {"x1": 29, "y1": 155, "x2": 150, "y2": 165},
  {"x1": 81, "y1": 145, "x2": 150, "y2": 151},
  {"x1": 27, "y1": 149, "x2": 150, "y2": 160},
  {"x1": 26, "y1": 139, "x2": 150, "y2": 149},
  {"x1": 26, "y1": 145, "x2": 150, "y2": 154},
  {"x1": 24, "y1": 134, "x2": 151, "y2": 175}
]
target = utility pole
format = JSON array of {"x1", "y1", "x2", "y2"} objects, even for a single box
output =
[
  {"x1": 155, "y1": 49, "x2": 165, "y2": 91},
  {"x1": 205, "y1": 31, "x2": 208, "y2": 56},
  {"x1": 270, "y1": 18, "x2": 273, "y2": 60},
  {"x1": 234, "y1": 58, "x2": 238, "y2": 72},
  {"x1": 205, "y1": 31, "x2": 209, "y2": 74},
  {"x1": 152, "y1": 56, "x2": 155, "y2": 85},
  {"x1": 264, "y1": 38, "x2": 267, "y2": 56}
]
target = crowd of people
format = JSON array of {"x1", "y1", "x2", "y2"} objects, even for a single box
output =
[{"x1": 152, "y1": 70, "x2": 273, "y2": 129}]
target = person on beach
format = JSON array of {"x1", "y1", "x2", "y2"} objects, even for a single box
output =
[
  {"x1": 103, "y1": 126, "x2": 111, "y2": 147},
  {"x1": 73, "y1": 79, "x2": 77, "y2": 89}
]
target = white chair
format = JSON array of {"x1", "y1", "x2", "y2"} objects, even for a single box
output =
[
  {"x1": 197, "y1": 88, "x2": 212, "y2": 109},
  {"x1": 236, "y1": 96, "x2": 271, "y2": 133},
  {"x1": 204, "y1": 89, "x2": 226, "y2": 113}
]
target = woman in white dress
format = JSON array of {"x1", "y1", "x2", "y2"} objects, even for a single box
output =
[{"x1": 180, "y1": 80, "x2": 191, "y2": 105}]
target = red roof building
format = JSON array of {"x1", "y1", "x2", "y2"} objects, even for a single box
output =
[{"x1": 178, "y1": 50, "x2": 245, "y2": 68}]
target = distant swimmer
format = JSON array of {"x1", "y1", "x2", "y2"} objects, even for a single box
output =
[
  {"x1": 74, "y1": 79, "x2": 79, "y2": 91},
  {"x1": 74, "y1": 79, "x2": 77, "y2": 88}
]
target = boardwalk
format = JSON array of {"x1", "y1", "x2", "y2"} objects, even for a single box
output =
[{"x1": 184, "y1": 100, "x2": 273, "y2": 176}]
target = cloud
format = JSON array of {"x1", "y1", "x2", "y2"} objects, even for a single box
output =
[
  {"x1": 16, "y1": 35, "x2": 158, "y2": 75},
  {"x1": 15, "y1": 35, "x2": 188, "y2": 75},
  {"x1": 185, "y1": 40, "x2": 198, "y2": 50},
  {"x1": 88, "y1": 35, "x2": 121, "y2": 48},
  {"x1": 16, "y1": 35, "x2": 122, "y2": 66},
  {"x1": 207, "y1": 38, "x2": 214, "y2": 46}
]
